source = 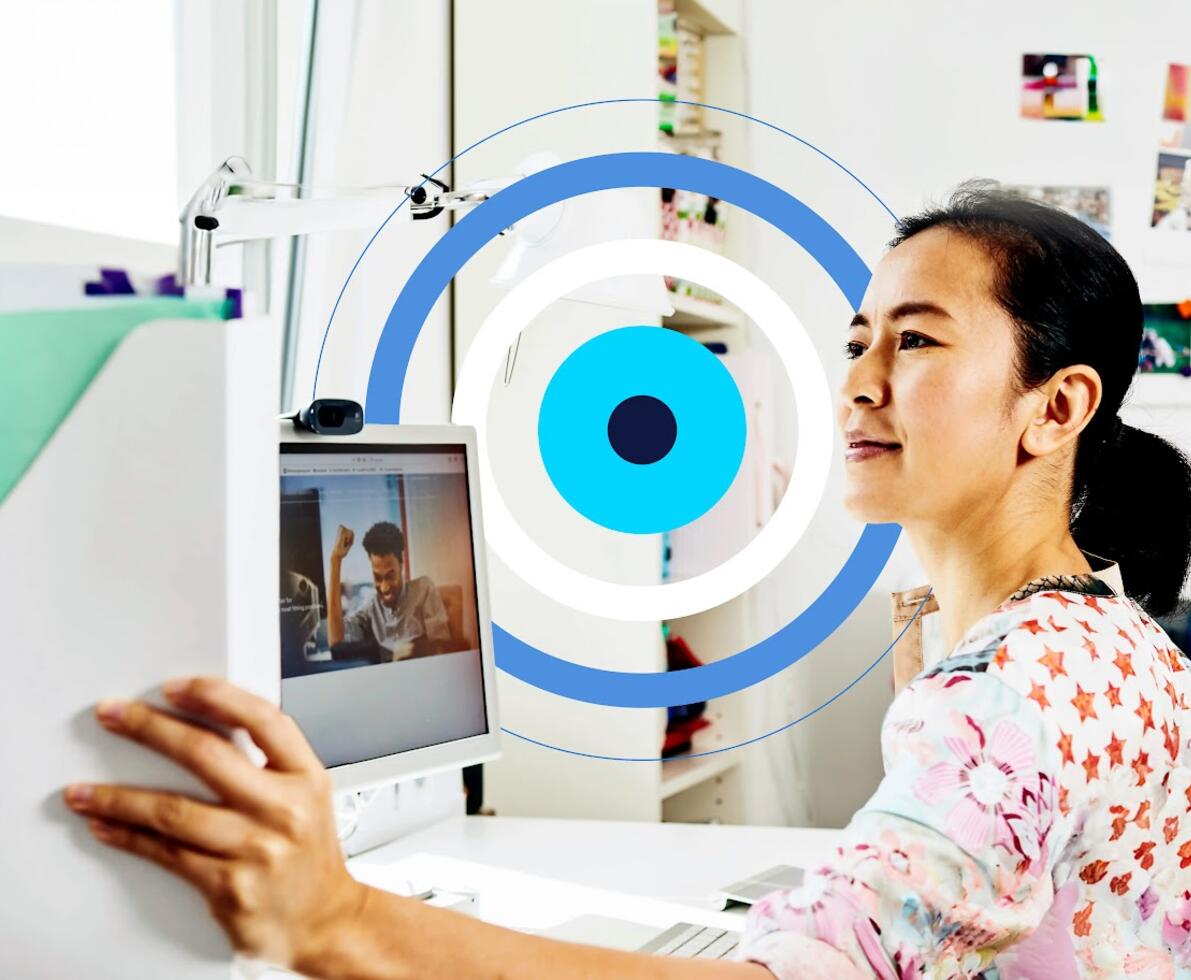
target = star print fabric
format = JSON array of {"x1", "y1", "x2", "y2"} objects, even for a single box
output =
[{"x1": 739, "y1": 589, "x2": 1191, "y2": 979}]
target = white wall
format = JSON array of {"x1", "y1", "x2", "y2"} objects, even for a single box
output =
[
  {"x1": 0, "y1": 217, "x2": 176, "y2": 269},
  {"x1": 739, "y1": 0, "x2": 1191, "y2": 826},
  {"x1": 0, "y1": 1, "x2": 177, "y2": 243},
  {"x1": 745, "y1": 0, "x2": 1191, "y2": 297}
]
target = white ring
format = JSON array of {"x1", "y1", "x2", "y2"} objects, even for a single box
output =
[{"x1": 451, "y1": 239, "x2": 834, "y2": 622}]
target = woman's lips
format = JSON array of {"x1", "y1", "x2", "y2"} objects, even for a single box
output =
[{"x1": 845, "y1": 441, "x2": 901, "y2": 462}]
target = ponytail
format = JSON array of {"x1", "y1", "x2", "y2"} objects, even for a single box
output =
[{"x1": 1071, "y1": 417, "x2": 1191, "y2": 619}]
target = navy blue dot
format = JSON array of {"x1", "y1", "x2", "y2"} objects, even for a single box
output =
[{"x1": 607, "y1": 395, "x2": 678, "y2": 465}]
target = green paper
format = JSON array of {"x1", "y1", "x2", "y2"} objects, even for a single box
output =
[{"x1": 0, "y1": 296, "x2": 230, "y2": 503}]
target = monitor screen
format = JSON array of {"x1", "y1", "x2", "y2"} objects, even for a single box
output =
[{"x1": 279, "y1": 443, "x2": 488, "y2": 769}]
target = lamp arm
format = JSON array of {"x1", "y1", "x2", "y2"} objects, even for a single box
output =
[{"x1": 178, "y1": 157, "x2": 503, "y2": 286}]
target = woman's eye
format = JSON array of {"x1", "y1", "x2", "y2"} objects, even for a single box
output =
[
  {"x1": 899, "y1": 331, "x2": 933, "y2": 350},
  {"x1": 842, "y1": 333, "x2": 934, "y2": 360}
]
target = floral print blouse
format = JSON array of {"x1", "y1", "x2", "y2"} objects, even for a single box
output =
[{"x1": 739, "y1": 568, "x2": 1191, "y2": 978}]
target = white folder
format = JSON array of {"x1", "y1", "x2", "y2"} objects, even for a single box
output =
[{"x1": 0, "y1": 316, "x2": 278, "y2": 978}]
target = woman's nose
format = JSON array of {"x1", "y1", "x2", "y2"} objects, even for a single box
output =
[{"x1": 840, "y1": 352, "x2": 890, "y2": 407}]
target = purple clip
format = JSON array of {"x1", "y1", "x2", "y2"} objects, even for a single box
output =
[
  {"x1": 84, "y1": 267, "x2": 136, "y2": 295},
  {"x1": 154, "y1": 273, "x2": 185, "y2": 297},
  {"x1": 100, "y1": 268, "x2": 134, "y2": 294}
]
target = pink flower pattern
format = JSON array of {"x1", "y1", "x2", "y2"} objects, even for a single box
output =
[
  {"x1": 1164, "y1": 892, "x2": 1191, "y2": 964},
  {"x1": 912, "y1": 715, "x2": 1040, "y2": 857},
  {"x1": 739, "y1": 589, "x2": 1191, "y2": 979}
]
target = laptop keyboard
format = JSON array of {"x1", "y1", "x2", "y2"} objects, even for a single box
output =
[{"x1": 639, "y1": 922, "x2": 741, "y2": 959}]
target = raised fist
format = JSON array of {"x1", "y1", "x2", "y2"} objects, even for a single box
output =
[{"x1": 331, "y1": 524, "x2": 355, "y2": 562}]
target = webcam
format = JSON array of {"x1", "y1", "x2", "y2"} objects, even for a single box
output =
[{"x1": 289, "y1": 399, "x2": 364, "y2": 435}]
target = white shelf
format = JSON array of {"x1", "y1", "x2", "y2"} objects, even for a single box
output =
[
  {"x1": 658, "y1": 130, "x2": 724, "y2": 154},
  {"x1": 674, "y1": 0, "x2": 742, "y2": 36},
  {"x1": 659, "y1": 751, "x2": 739, "y2": 800},
  {"x1": 664, "y1": 292, "x2": 746, "y2": 330}
]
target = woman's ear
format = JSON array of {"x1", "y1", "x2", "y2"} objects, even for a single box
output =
[{"x1": 1020, "y1": 364, "x2": 1102, "y2": 459}]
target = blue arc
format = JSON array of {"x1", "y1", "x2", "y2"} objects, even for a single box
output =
[
  {"x1": 365, "y1": 150, "x2": 898, "y2": 708},
  {"x1": 365, "y1": 153, "x2": 869, "y2": 419},
  {"x1": 498, "y1": 524, "x2": 899, "y2": 707}
]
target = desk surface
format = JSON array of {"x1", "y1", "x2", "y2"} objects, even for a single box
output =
[
  {"x1": 349, "y1": 816, "x2": 840, "y2": 914},
  {"x1": 267, "y1": 817, "x2": 845, "y2": 979}
]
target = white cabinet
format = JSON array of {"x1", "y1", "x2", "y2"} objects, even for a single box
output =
[
  {"x1": 451, "y1": 0, "x2": 774, "y2": 822},
  {"x1": 452, "y1": 0, "x2": 667, "y2": 820}
]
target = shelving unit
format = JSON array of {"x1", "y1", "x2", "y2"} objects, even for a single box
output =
[
  {"x1": 673, "y1": 0, "x2": 740, "y2": 34},
  {"x1": 452, "y1": 0, "x2": 668, "y2": 823},
  {"x1": 655, "y1": 0, "x2": 763, "y2": 825},
  {"x1": 665, "y1": 292, "x2": 746, "y2": 330},
  {"x1": 659, "y1": 130, "x2": 725, "y2": 154},
  {"x1": 451, "y1": 0, "x2": 762, "y2": 825},
  {"x1": 660, "y1": 751, "x2": 738, "y2": 800}
]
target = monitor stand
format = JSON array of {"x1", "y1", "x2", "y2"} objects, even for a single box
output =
[{"x1": 335, "y1": 770, "x2": 464, "y2": 858}]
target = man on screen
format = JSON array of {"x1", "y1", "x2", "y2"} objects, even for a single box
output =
[{"x1": 326, "y1": 520, "x2": 452, "y2": 661}]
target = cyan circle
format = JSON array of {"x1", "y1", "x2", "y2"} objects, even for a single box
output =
[
  {"x1": 538, "y1": 327, "x2": 746, "y2": 534},
  {"x1": 364, "y1": 147, "x2": 900, "y2": 708}
]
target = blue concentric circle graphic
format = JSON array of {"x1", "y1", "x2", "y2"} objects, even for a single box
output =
[
  {"x1": 363, "y1": 146, "x2": 900, "y2": 708},
  {"x1": 315, "y1": 100, "x2": 904, "y2": 746},
  {"x1": 538, "y1": 326, "x2": 747, "y2": 534}
]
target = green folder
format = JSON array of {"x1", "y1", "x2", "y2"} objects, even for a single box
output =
[{"x1": 0, "y1": 296, "x2": 232, "y2": 503}]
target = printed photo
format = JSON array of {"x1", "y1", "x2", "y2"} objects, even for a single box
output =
[
  {"x1": 1138, "y1": 303, "x2": 1191, "y2": 374},
  {"x1": 1164, "y1": 62, "x2": 1189, "y2": 121},
  {"x1": 1020, "y1": 53, "x2": 1104, "y2": 121},
  {"x1": 1151, "y1": 151, "x2": 1191, "y2": 230},
  {"x1": 1160, "y1": 63, "x2": 1191, "y2": 152},
  {"x1": 1003, "y1": 185, "x2": 1111, "y2": 239}
]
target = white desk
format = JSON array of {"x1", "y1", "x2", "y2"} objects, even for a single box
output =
[{"x1": 347, "y1": 816, "x2": 841, "y2": 935}]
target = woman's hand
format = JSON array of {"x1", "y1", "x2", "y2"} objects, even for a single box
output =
[
  {"x1": 63, "y1": 677, "x2": 365, "y2": 971},
  {"x1": 64, "y1": 678, "x2": 774, "y2": 980}
]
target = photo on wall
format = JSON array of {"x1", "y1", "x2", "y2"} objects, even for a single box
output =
[
  {"x1": 1151, "y1": 151, "x2": 1191, "y2": 230},
  {"x1": 1020, "y1": 53, "x2": 1104, "y2": 121},
  {"x1": 1138, "y1": 303, "x2": 1191, "y2": 374},
  {"x1": 1003, "y1": 185, "x2": 1111, "y2": 239},
  {"x1": 1160, "y1": 62, "x2": 1191, "y2": 151}
]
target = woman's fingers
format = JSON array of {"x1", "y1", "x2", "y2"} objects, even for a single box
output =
[
  {"x1": 85, "y1": 817, "x2": 224, "y2": 895},
  {"x1": 162, "y1": 677, "x2": 321, "y2": 773},
  {"x1": 95, "y1": 698, "x2": 273, "y2": 813},
  {"x1": 74, "y1": 679, "x2": 355, "y2": 970},
  {"x1": 64, "y1": 784, "x2": 260, "y2": 857}
]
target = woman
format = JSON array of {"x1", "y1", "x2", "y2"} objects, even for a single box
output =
[{"x1": 65, "y1": 184, "x2": 1191, "y2": 978}]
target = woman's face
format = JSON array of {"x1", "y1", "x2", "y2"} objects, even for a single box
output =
[{"x1": 837, "y1": 226, "x2": 1026, "y2": 528}]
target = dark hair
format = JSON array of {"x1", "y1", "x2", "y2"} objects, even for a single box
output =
[
  {"x1": 361, "y1": 521, "x2": 405, "y2": 560},
  {"x1": 890, "y1": 180, "x2": 1191, "y2": 619}
]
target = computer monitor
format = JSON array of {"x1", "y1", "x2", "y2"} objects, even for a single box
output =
[{"x1": 278, "y1": 424, "x2": 499, "y2": 791}]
